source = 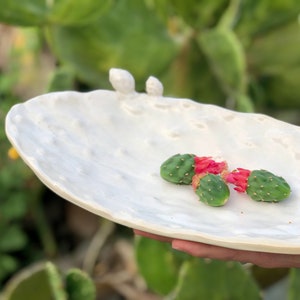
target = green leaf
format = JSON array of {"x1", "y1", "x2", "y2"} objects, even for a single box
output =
[
  {"x1": 217, "y1": 0, "x2": 240, "y2": 29},
  {"x1": 236, "y1": 0, "x2": 300, "y2": 37},
  {"x1": 161, "y1": 38, "x2": 226, "y2": 105},
  {"x1": 0, "y1": 192, "x2": 28, "y2": 221},
  {"x1": 0, "y1": 225, "x2": 27, "y2": 252},
  {"x1": 288, "y1": 268, "x2": 300, "y2": 300},
  {"x1": 65, "y1": 268, "x2": 96, "y2": 300},
  {"x1": 246, "y1": 20, "x2": 300, "y2": 109},
  {"x1": 47, "y1": 66, "x2": 76, "y2": 92},
  {"x1": 47, "y1": 0, "x2": 112, "y2": 26},
  {"x1": 2, "y1": 262, "x2": 56, "y2": 300},
  {"x1": 0, "y1": 254, "x2": 19, "y2": 281},
  {"x1": 45, "y1": 262, "x2": 67, "y2": 300},
  {"x1": 173, "y1": 258, "x2": 262, "y2": 300},
  {"x1": 235, "y1": 94, "x2": 255, "y2": 113},
  {"x1": 154, "y1": 0, "x2": 230, "y2": 30},
  {"x1": 46, "y1": 0, "x2": 179, "y2": 89},
  {"x1": 197, "y1": 28, "x2": 247, "y2": 98},
  {"x1": 261, "y1": 68, "x2": 300, "y2": 109},
  {"x1": 247, "y1": 21, "x2": 300, "y2": 75},
  {"x1": 0, "y1": 0, "x2": 112, "y2": 26},
  {"x1": 135, "y1": 236, "x2": 186, "y2": 295}
]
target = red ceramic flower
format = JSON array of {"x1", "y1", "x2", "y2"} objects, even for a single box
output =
[
  {"x1": 224, "y1": 168, "x2": 251, "y2": 193},
  {"x1": 194, "y1": 156, "x2": 228, "y2": 175}
]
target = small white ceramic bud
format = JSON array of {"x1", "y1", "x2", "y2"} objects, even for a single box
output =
[
  {"x1": 146, "y1": 76, "x2": 163, "y2": 97},
  {"x1": 109, "y1": 68, "x2": 135, "y2": 94}
]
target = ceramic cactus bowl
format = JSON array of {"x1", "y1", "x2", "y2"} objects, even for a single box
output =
[{"x1": 5, "y1": 68, "x2": 300, "y2": 254}]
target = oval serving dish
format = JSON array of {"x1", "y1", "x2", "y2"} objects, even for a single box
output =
[{"x1": 5, "y1": 68, "x2": 300, "y2": 254}]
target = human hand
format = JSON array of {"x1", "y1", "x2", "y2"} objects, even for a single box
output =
[{"x1": 134, "y1": 230, "x2": 300, "y2": 268}]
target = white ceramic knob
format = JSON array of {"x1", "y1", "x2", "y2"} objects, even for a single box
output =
[
  {"x1": 109, "y1": 68, "x2": 135, "y2": 95},
  {"x1": 146, "y1": 76, "x2": 163, "y2": 96}
]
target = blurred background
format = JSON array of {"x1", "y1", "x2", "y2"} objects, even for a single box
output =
[{"x1": 0, "y1": 0, "x2": 300, "y2": 299}]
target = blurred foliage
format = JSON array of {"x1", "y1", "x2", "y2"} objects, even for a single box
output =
[
  {"x1": 0, "y1": 0, "x2": 300, "y2": 298},
  {"x1": 2, "y1": 261, "x2": 96, "y2": 300},
  {"x1": 46, "y1": 0, "x2": 179, "y2": 90},
  {"x1": 136, "y1": 236, "x2": 300, "y2": 299},
  {"x1": 0, "y1": 0, "x2": 112, "y2": 27},
  {"x1": 135, "y1": 236, "x2": 262, "y2": 299},
  {"x1": 173, "y1": 258, "x2": 261, "y2": 300},
  {"x1": 1, "y1": 0, "x2": 300, "y2": 114},
  {"x1": 288, "y1": 268, "x2": 300, "y2": 300},
  {"x1": 135, "y1": 236, "x2": 188, "y2": 295}
]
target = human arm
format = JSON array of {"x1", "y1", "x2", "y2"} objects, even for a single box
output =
[{"x1": 134, "y1": 230, "x2": 300, "y2": 268}]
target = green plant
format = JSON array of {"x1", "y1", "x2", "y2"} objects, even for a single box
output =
[
  {"x1": 136, "y1": 236, "x2": 262, "y2": 299},
  {"x1": 136, "y1": 236, "x2": 300, "y2": 299},
  {"x1": 0, "y1": 151, "x2": 27, "y2": 282},
  {"x1": 1, "y1": 261, "x2": 96, "y2": 300},
  {"x1": 1, "y1": 0, "x2": 300, "y2": 116}
]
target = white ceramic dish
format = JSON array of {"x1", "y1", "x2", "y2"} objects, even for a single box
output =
[{"x1": 5, "y1": 68, "x2": 300, "y2": 254}]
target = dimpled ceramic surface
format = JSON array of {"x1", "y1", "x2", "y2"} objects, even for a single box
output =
[{"x1": 5, "y1": 69, "x2": 300, "y2": 254}]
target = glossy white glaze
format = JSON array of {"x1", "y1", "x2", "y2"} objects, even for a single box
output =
[{"x1": 5, "y1": 69, "x2": 300, "y2": 254}]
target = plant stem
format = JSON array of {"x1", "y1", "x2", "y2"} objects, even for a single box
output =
[
  {"x1": 31, "y1": 185, "x2": 57, "y2": 257},
  {"x1": 83, "y1": 218, "x2": 115, "y2": 275}
]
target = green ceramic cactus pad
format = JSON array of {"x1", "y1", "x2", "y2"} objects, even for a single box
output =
[
  {"x1": 160, "y1": 153, "x2": 195, "y2": 184},
  {"x1": 247, "y1": 170, "x2": 291, "y2": 202},
  {"x1": 195, "y1": 174, "x2": 230, "y2": 207}
]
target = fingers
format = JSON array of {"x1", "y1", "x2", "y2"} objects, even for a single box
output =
[
  {"x1": 133, "y1": 229, "x2": 173, "y2": 243},
  {"x1": 133, "y1": 230, "x2": 300, "y2": 268},
  {"x1": 171, "y1": 239, "x2": 300, "y2": 268}
]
